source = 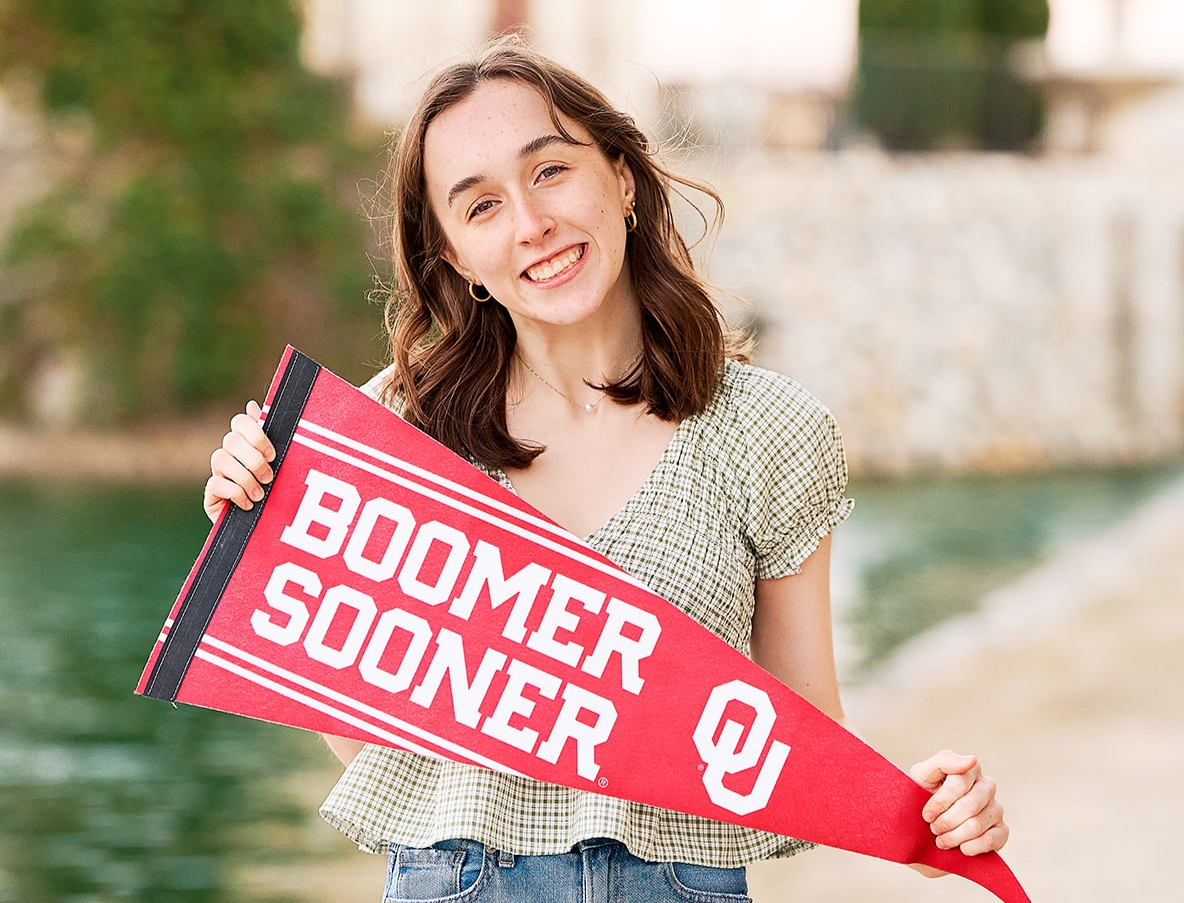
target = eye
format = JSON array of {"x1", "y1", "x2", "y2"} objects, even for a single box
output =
[
  {"x1": 536, "y1": 163, "x2": 568, "y2": 183},
  {"x1": 467, "y1": 198, "x2": 497, "y2": 221}
]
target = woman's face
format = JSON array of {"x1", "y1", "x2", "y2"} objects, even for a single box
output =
[{"x1": 424, "y1": 79, "x2": 637, "y2": 334}]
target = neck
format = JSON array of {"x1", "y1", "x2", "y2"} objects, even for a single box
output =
[
  {"x1": 511, "y1": 309, "x2": 644, "y2": 402},
  {"x1": 514, "y1": 340, "x2": 641, "y2": 414}
]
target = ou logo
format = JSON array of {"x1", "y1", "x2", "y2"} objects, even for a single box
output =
[{"x1": 692, "y1": 680, "x2": 791, "y2": 816}]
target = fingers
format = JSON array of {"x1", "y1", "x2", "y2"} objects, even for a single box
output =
[
  {"x1": 204, "y1": 473, "x2": 246, "y2": 521},
  {"x1": 910, "y1": 750, "x2": 1009, "y2": 857},
  {"x1": 232, "y1": 400, "x2": 276, "y2": 477},
  {"x1": 915, "y1": 751, "x2": 980, "y2": 823},
  {"x1": 936, "y1": 798, "x2": 1009, "y2": 855},
  {"x1": 203, "y1": 401, "x2": 277, "y2": 522}
]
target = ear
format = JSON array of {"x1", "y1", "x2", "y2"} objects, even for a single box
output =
[
  {"x1": 615, "y1": 154, "x2": 636, "y2": 212},
  {"x1": 440, "y1": 247, "x2": 474, "y2": 284}
]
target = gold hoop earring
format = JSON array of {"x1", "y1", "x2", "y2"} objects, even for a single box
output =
[
  {"x1": 625, "y1": 208, "x2": 638, "y2": 233},
  {"x1": 468, "y1": 281, "x2": 492, "y2": 303}
]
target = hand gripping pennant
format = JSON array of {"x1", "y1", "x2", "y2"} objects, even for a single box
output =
[{"x1": 138, "y1": 348, "x2": 1030, "y2": 903}]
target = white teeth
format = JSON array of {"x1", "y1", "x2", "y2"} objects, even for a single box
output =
[{"x1": 526, "y1": 246, "x2": 582, "y2": 282}]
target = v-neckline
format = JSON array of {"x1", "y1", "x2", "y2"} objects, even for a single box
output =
[{"x1": 491, "y1": 414, "x2": 696, "y2": 544}]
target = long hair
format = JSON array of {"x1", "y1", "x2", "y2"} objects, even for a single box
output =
[{"x1": 380, "y1": 37, "x2": 747, "y2": 469}]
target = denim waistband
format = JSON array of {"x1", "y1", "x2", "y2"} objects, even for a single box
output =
[
  {"x1": 428, "y1": 836, "x2": 623, "y2": 857},
  {"x1": 571, "y1": 837, "x2": 623, "y2": 853}
]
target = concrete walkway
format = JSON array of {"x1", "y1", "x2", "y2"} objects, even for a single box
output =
[{"x1": 749, "y1": 475, "x2": 1184, "y2": 903}]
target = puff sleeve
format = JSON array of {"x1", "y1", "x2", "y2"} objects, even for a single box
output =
[{"x1": 734, "y1": 370, "x2": 854, "y2": 579}]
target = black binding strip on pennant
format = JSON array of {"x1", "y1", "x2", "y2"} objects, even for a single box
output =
[{"x1": 142, "y1": 350, "x2": 321, "y2": 701}]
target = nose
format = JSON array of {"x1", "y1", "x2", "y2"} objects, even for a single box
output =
[{"x1": 512, "y1": 194, "x2": 554, "y2": 245}]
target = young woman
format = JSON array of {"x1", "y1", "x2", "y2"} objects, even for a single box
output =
[{"x1": 205, "y1": 38, "x2": 1008, "y2": 903}]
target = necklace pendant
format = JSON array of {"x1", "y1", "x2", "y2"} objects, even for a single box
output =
[{"x1": 584, "y1": 403, "x2": 594, "y2": 412}]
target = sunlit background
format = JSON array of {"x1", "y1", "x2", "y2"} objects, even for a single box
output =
[{"x1": 1, "y1": 2, "x2": 1181, "y2": 901}]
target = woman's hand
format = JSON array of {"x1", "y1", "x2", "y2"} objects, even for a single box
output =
[
  {"x1": 203, "y1": 400, "x2": 277, "y2": 523},
  {"x1": 910, "y1": 750, "x2": 1009, "y2": 863}
]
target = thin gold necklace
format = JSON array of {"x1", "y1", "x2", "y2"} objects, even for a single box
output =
[{"x1": 517, "y1": 353, "x2": 639, "y2": 413}]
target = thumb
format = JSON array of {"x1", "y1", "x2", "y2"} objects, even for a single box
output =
[{"x1": 910, "y1": 750, "x2": 977, "y2": 791}]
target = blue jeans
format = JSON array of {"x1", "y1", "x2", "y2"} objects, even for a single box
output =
[{"x1": 383, "y1": 838, "x2": 750, "y2": 903}]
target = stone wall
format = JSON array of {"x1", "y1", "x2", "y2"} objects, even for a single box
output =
[{"x1": 705, "y1": 151, "x2": 1184, "y2": 474}]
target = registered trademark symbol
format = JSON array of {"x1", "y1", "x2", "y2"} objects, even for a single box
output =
[
  {"x1": 597, "y1": 777, "x2": 609, "y2": 788},
  {"x1": 697, "y1": 764, "x2": 705, "y2": 772}
]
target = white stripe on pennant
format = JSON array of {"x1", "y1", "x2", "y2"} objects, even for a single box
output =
[
  {"x1": 291, "y1": 429, "x2": 648, "y2": 592},
  {"x1": 198, "y1": 634, "x2": 523, "y2": 777},
  {"x1": 299, "y1": 419, "x2": 576, "y2": 547},
  {"x1": 194, "y1": 646, "x2": 450, "y2": 761}
]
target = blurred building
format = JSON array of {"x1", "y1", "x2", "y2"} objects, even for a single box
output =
[
  {"x1": 712, "y1": 0, "x2": 1184, "y2": 473},
  {"x1": 299, "y1": 0, "x2": 1184, "y2": 160},
  {"x1": 1038, "y1": 0, "x2": 1184, "y2": 156},
  {"x1": 298, "y1": 0, "x2": 858, "y2": 151}
]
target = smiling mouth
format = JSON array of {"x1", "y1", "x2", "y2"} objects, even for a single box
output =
[{"x1": 523, "y1": 245, "x2": 585, "y2": 282}]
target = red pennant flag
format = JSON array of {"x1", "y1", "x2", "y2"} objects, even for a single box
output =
[{"x1": 137, "y1": 348, "x2": 1030, "y2": 903}]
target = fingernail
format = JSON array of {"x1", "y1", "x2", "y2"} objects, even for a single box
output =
[{"x1": 935, "y1": 837, "x2": 948, "y2": 850}]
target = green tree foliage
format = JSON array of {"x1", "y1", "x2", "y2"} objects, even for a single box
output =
[
  {"x1": 0, "y1": 0, "x2": 383, "y2": 422},
  {"x1": 860, "y1": 0, "x2": 1049, "y2": 37},
  {"x1": 855, "y1": 0, "x2": 1050, "y2": 151}
]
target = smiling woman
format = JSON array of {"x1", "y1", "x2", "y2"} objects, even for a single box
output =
[
  {"x1": 201, "y1": 35, "x2": 1011, "y2": 903},
  {"x1": 378, "y1": 43, "x2": 744, "y2": 477}
]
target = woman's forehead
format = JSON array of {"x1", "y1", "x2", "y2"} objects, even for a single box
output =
[{"x1": 424, "y1": 80, "x2": 590, "y2": 176}]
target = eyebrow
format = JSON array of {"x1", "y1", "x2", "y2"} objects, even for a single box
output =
[{"x1": 446, "y1": 133, "x2": 576, "y2": 206}]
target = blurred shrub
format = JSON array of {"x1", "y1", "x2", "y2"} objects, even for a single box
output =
[
  {"x1": 854, "y1": 0, "x2": 1050, "y2": 151},
  {"x1": 0, "y1": 0, "x2": 384, "y2": 423}
]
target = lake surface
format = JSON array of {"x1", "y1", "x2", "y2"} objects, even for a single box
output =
[
  {"x1": 1, "y1": 462, "x2": 1180, "y2": 901},
  {"x1": 0, "y1": 482, "x2": 322, "y2": 903},
  {"x1": 835, "y1": 461, "x2": 1184, "y2": 676}
]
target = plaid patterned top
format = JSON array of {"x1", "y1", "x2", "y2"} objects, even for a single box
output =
[{"x1": 319, "y1": 359, "x2": 854, "y2": 867}]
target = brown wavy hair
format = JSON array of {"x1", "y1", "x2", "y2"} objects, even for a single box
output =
[{"x1": 379, "y1": 36, "x2": 747, "y2": 469}]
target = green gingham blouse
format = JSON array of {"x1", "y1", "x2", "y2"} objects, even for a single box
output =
[{"x1": 319, "y1": 358, "x2": 854, "y2": 867}]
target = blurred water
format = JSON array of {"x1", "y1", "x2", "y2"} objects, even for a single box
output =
[
  {"x1": 834, "y1": 461, "x2": 1184, "y2": 676},
  {"x1": 0, "y1": 482, "x2": 324, "y2": 903},
  {"x1": 0, "y1": 462, "x2": 1180, "y2": 900}
]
